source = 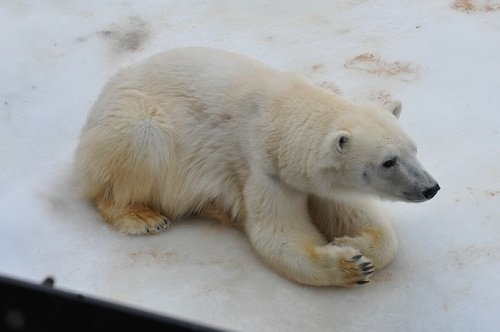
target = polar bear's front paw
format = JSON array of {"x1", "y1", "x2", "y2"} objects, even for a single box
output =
[
  {"x1": 315, "y1": 245, "x2": 374, "y2": 287},
  {"x1": 336, "y1": 249, "x2": 374, "y2": 286},
  {"x1": 309, "y1": 244, "x2": 374, "y2": 287}
]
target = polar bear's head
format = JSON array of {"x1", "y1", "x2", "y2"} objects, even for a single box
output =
[{"x1": 315, "y1": 101, "x2": 440, "y2": 202}]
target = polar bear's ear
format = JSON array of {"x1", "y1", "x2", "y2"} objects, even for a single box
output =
[
  {"x1": 319, "y1": 131, "x2": 351, "y2": 169},
  {"x1": 334, "y1": 131, "x2": 351, "y2": 153},
  {"x1": 384, "y1": 101, "x2": 402, "y2": 119}
]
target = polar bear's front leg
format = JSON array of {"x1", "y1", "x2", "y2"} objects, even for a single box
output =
[{"x1": 243, "y1": 174, "x2": 374, "y2": 287}]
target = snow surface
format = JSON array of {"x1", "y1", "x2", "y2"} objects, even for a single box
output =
[{"x1": 1, "y1": 1, "x2": 499, "y2": 331}]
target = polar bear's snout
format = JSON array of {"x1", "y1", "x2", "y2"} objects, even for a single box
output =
[
  {"x1": 412, "y1": 162, "x2": 440, "y2": 202},
  {"x1": 422, "y1": 183, "x2": 440, "y2": 200},
  {"x1": 404, "y1": 170, "x2": 440, "y2": 202}
]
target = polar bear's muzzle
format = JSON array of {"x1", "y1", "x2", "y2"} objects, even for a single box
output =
[
  {"x1": 404, "y1": 182, "x2": 440, "y2": 202},
  {"x1": 422, "y1": 183, "x2": 440, "y2": 200},
  {"x1": 401, "y1": 160, "x2": 440, "y2": 202}
]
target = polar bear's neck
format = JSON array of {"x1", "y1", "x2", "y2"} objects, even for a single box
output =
[{"x1": 261, "y1": 83, "x2": 349, "y2": 191}]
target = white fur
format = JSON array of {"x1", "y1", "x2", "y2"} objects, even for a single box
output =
[{"x1": 74, "y1": 47, "x2": 437, "y2": 286}]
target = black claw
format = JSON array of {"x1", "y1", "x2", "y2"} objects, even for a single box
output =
[
  {"x1": 363, "y1": 270, "x2": 375, "y2": 276},
  {"x1": 362, "y1": 265, "x2": 374, "y2": 272},
  {"x1": 41, "y1": 277, "x2": 55, "y2": 287},
  {"x1": 360, "y1": 262, "x2": 371, "y2": 268},
  {"x1": 357, "y1": 280, "x2": 370, "y2": 285},
  {"x1": 351, "y1": 254, "x2": 363, "y2": 261}
]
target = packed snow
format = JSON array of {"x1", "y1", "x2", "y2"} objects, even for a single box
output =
[{"x1": 1, "y1": 1, "x2": 499, "y2": 331}]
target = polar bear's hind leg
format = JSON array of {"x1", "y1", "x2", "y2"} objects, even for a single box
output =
[
  {"x1": 76, "y1": 89, "x2": 174, "y2": 235},
  {"x1": 95, "y1": 196, "x2": 171, "y2": 235}
]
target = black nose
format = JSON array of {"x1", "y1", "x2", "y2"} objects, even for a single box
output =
[{"x1": 422, "y1": 184, "x2": 440, "y2": 200}]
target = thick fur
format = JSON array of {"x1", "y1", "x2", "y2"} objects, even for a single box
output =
[{"x1": 75, "y1": 47, "x2": 438, "y2": 287}]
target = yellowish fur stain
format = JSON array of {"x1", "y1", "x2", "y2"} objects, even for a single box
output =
[
  {"x1": 196, "y1": 202, "x2": 233, "y2": 226},
  {"x1": 305, "y1": 244, "x2": 318, "y2": 260},
  {"x1": 95, "y1": 194, "x2": 166, "y2": 229},
  {"x1": 339, "y1": 258, "x2": 363, "y2": 280},
  {"x1": 362, "y1": 227, "x2": 381, "y2": 245}
]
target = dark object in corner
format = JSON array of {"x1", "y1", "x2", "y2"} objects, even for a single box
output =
[{"x1": 0, "y1": 274, "x2": 223, "y2": 332}]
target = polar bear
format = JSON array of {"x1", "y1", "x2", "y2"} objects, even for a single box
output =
[{"x1": 75, "y1": 47, "x2": 440, "y2": 287}]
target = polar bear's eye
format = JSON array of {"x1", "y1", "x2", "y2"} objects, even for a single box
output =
[{"x1": 382, "y1": 158, "x2": 397, "y2": 168}]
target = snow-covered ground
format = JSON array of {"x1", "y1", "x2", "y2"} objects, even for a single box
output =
[{"x1": 1, "y1": 1, "x2": 499, "y2": 331}]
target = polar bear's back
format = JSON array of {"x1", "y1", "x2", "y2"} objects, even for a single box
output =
[{"x1": 108, "y1": 47, "x2": 291, "y2": 110}]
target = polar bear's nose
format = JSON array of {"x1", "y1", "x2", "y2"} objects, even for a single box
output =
[{"x1": 422, "y1": 184, "x2": 440, "y2": 200}]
